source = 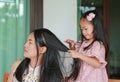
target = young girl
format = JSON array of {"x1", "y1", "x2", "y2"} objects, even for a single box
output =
[
  {"x1": 8, "y1": 28, "x2": 69, "y2": 82},
  {"x1": 65, "y1": 10, "x2": 109, "y2": 82}
]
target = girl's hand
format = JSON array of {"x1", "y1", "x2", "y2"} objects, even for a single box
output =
[
  {"x1": 68, "y1": 50, "x2": 79, "y2": 58},
  {"x1": 65, "y1": 39, "x2": 75, "y2": 50}
]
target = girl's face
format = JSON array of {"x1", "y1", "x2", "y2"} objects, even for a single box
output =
[
  {"x1": 80, "y1": 18, "x2": 94, "y2": 40},
  {"x1": 24, "y1": 32, "x2": 37, "y2": 59}
]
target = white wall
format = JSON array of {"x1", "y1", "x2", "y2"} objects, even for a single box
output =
[{"x1": 43, "y1": 0, "x2": 77, "y2": 46}]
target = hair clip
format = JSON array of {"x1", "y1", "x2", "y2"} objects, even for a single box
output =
[{"x1": 86, "y1": 13, "x2": 95, "y2": 21}]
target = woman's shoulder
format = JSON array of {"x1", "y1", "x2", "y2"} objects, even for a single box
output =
[
  {"x1": 12, "y1": 59, "x2": 22, "y2": 72},
  {"x1": 14, "y1": 59, "x2": 22, "y2": 64},
  {"x1": 11, "y1": 59, "x2": 23, "y2": 72},
  {"x1": 7, "y1": 59, "x2": 23, "y2": 82}
]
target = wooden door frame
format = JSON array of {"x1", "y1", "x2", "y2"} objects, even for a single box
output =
[
  {"x1": 30, "y1": 0, "x2": 43, "y2": 32},
  {"x1": 103, "y1": 0, "x2": 110, "y2": 78}
]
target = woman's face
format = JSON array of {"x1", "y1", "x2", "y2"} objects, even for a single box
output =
[
  {"x1": 24, "y1": 32, "x2": 37, "y2": 59},
  {"x1": 80, "y1": 18, "x2": 94, "y2": 40}
]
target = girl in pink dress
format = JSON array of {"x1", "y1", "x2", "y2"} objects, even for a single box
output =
[{"x1": 65, "y1": 10, "x2": 109, "y2": 82}]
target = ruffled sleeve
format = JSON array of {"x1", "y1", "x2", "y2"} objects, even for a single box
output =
[
  {"x1": 87, "y1": 41, "x2": 107, "y2": 68},
  {"x1": 75, "y1": 41, "x2": 82, "y2": 52}
]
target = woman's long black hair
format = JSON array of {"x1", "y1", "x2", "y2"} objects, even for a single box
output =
[
  {"x1": 15, "y1": 28, "x2": 70, "y2": 82},
  {"x1": 67, "y1": 58, "x2": 80, "y2": 80}
]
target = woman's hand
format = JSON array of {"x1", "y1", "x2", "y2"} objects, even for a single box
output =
[{"x1": 65, "y1": 39, "x2": 75, "y2": 50}]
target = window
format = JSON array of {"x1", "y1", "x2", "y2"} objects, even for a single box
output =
[{"x1": 0, "y1": 0, "x2": 29, "y2": 81}]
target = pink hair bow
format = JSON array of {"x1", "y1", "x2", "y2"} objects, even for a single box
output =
[{"x1": 86, "y1": 13, "x2": 95, "y2": 21}]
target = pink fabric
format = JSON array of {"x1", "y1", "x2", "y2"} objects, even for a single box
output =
[{"x1": 69, "y1": 41, "x2": 108, "y2": 82}]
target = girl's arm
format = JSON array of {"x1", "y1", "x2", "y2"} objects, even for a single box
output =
[
  {"x1": 68, "y1": 50, "x2": 101, "y2": 68},
  {"x1": 7, "y1": 60, "x2": 22, "y2": 82}
]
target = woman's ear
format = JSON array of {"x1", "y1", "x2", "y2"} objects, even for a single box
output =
[{"x1": 39, "y1": 46, "x2": 47, "y2": 54}]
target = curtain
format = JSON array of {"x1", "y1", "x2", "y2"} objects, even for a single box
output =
[
  {"x1": 110, "y1": 0, "x2": 120, "y2": 79},
  {"x1": 0, "y1": 0, "x2": 30, "y2": 81}
]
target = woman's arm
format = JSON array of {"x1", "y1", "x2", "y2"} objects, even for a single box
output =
[{"x1": 7, "y1": 60, "x2": 22, "y2": 82}]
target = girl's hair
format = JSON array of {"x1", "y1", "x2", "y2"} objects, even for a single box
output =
[
  {"x1": 15, "y1": 28, "x2": 70, "y2": 82},
  {"x1": 81, "y1": 10, "x2": 109, "y2": 57}
]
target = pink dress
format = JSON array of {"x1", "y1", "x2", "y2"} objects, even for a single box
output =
[{"x1": 69, "y1": 41, "x2": 108, "y2": 82}]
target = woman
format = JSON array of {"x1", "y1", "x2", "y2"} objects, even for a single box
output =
[{"x1": 8, "y1": 28, "x2": 70, "y2": 82}]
